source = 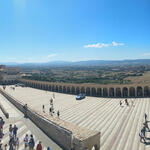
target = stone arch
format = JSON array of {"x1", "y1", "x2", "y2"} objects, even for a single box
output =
[
  {"x1": 63, "y1": 86, "x2": 66, "y2": 93},
  {"x1": 55, "y1": 85, "x2": 58, "y2": 92},
  {"x1": 59, "y1": 86, "x2": 62, "y2": 93},
  {"x1": 103, "y1": 88, "x2": 108, "y2": 97},
  {"x1": 48, "y1": 85, "x2": 52, "y2": 91},
  {"x1": 52, "y1": 85, "x2": 55, "y2": 92},
  {"x1": 67, "y1": 87, "x2": 71, "y2": 94},
  {"x1": 116, "y1": 88, "x2": 121, "y2": 97},
  {"x1": 71, "y1": 87, "x2": 75, "y2": 94},
  {"x1": 129, "y1": 87, "x2": 135, "y2": 97},
  {"x1": 109, "y1": 88, "x2": 114, "y2": 97},
  {"x1": 91, "y1": 88, "x2": 97, "y2": 96},
  {"x1": 76, "y1": 87, "x2": 80, "y2": 94},
  {"x1": 86, "y1": 87, "x2": 91, "y2": 96},
  {"x1": 97, "y1": 88, "x2": 102, "y2": 97},
  {"x1": 122, "y1": 87, "x2": 128, "y2": 97},
  {"x1": 137, "y1": 86, "x2": 143, "y2": 97},
  {"x1": 43, "y1": 84, "x2": 46, "y2": 90},
  {"x1": 45, "y1": 84, "x2": 48, "y2": 90},
  {"x1": 81, "y1": 87, "x2": 85, "y2": 94},
  {"x1": 144, "y1": 86, "x2": 149, "y2": 97},
  {"x1": 40, "y1": 84, "x2": 42, "y2": 89}
]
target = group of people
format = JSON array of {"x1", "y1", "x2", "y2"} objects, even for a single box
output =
[
  {"x1": 139, "y1": 113, "x2": 150, "y2": 143},
  {"x1": 8, "y1": 124, "x2": 19, "y2": 150},
  {"x1": 0, "y1": 121, "x2": 51, "y2": 150},
  {"x1": 42, "y1": 93, "x2": 60, "y2": 118},
  {"x1": 0, "y1": 117, "x2": 5, "y2": 139},
  {"x1": 120, "y1": 99, "x2": 134, "y2": 107},
  {"x1": 23, "y1": 134, "x2": 35, "y2": 150}
]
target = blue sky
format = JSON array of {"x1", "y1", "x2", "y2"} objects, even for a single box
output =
[{"x1": 0, "y1": 0, "x2": 150, "y2": 63}]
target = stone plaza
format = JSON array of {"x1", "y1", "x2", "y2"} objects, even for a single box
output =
[{"x1": 3, "y1": 85, "x2": 150, "y2": 150}]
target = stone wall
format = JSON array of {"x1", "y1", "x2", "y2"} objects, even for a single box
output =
[
  {"x1": 0, "y1": 88, "x2": 100, "y2": 150},
  {"x1": 19, "y1": 79, "x2": 150, "y2": 98}
]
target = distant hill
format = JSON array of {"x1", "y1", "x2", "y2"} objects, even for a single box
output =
[{"x1": 2, "y1": 59, "x2": 150, "y2": 67}]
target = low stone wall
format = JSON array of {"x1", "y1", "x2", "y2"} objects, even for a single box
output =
[
  {"x1": 0, "y1": 103, "x2": 9, "y2": 118},
  {"x1": 0, "y1": 89, "x2": 100, "y2": 150}
]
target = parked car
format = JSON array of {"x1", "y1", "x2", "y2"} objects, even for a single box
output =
[
  {"x1": 76, "y1": 93, "x2": 86, "y2": 100},
  {"x1": 15, "y1": 83, "x2": 25, "y2": 87}
]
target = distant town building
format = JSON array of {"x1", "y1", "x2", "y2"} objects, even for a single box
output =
[{"x1": 0, "y1": 65, "x2": 21, "y2": 84}]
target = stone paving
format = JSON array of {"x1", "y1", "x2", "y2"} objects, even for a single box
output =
[
  {"x1": 0, "y1": 90, "x2": 62, "y2": 150},
  {"x1": 4, "y1": 86, "x2": 150, "y2": 150}
]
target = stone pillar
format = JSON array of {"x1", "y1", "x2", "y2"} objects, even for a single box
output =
[
  {"x1": 101, "y1": 88, "x2": 103, "y2": 97},
  {"x1": 120, "y1": 88, "x2": 123, "y2": 97},
  {"x1": 114, "y1": 88, "x2": 116, "y2": 97},
  {"x1": 135, "y1": 87, "x2": 137, "y2": 97},
  {"x1": 142, "y1": 87, "x2": 144, "y2": 97}
]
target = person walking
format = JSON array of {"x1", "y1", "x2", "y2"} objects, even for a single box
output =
[
  {"x1": 0, "y1": 128, "x2": 3, "y2": 139},
  {"x1": 49, "y1": 107, "x2": 53, "y2": 116},
  {"x1": 9, "y1": 124, "x2": 13, "y2": 133},
  {"x1": 9, "y1": 138, "x2": 14, "y2": 150},
  {"x1": 0, "y1": 140, "x2": 2, "y2": 150},
  {"x1": 57, "y1": 110, "x2": 60, "y2": 118},
  {"x1": 24, "y1": 134, "x2": 29, "y2": 147},
  {"x1": 120, "y1": 100, "x2": 122, "y2": 107},
  {"x1": 143, "y1": 121, "x2": 150, "y2": 131},
  {"x1": 125, "y1": 99, "x2": 129, "y2": 106},
  {"x1": 13, "y1": 125, "x2": 18, "y2": 138},
  {"x1": 23, "y1": 104, "x2": 28, "y2": 118},
  {"x1": 47, "y1": 147, "x2": 51, "y2": 150},
  {"x1": 29, "y1": 135, "x2": 35, "y2": 150},
  {"x1": 139, "y1": 130, "x2": 146, "y2": 143},
  {"x1": 42, "y1": 105, "x2": 45, "y2": 113},
  {"x1": 36, "y1": 141, "x2": 42, "y2": 150},
  {"x1": 145, "y1": 113, "x2": 148, "y2": 122},
  {"x1": 14, "y1": 137, "x2": 19, "y2": 150}
]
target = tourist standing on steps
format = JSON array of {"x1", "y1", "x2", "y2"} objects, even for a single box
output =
[
  {"x1": 120, "y1": 100, "x2": 122, "y2": 107},
  {"x1": 49, "y1": 107, "x2": 53, "y2": 116},
  {"x1": 14, "y1": 137, "x2": 19, "y2": 150},
  {"x1": 143, "y1": 121, "x2": 150, "y2": 131},
  {"x1": 139, "y1": 128, "x2": 146, "y2": 143},
  {"x1": 36, "y1": 141, "x2": 42, "y2": 150},
  {"x1": 29, "y1": 134, "x2": 35, "y2": 150},
  {"x1": 57, "y1": 110, "x2": 60, "y2": 118},
  {"x1": 42, "y1": 105, "x2": 45, "y2": 113},
  {"x1": 13, "y1": 125, "x2": 18, "y2": 138},
  {"x1": 125, "y1": 99, "x2": 129, "y2": 106},
  {"x1": 145, "y1": 113, "x2": 147, "y2": 122},
  {"x1": 47, "y1": 147, "x2": 51, "y2": 150},
  {"x1": 24, "y1": 134, "x2": 29, "y2": 147},
  {"x1": 0, "y1": 140, "x2": 2, "y2": 150},
  {"x1": 23, "y1": 104, "x2": 28, "y2": 118}
]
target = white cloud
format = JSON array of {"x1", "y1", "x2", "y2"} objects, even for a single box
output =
[
  {"x1": 84, "y1": 41, "x2": 124, "y2": 48},
  {"x1": 84, "y1": 43, "x2": 110, "y2": 48},
  {"x1": 112, "y1": 41, "x2": 124, "y2": 46},
  {"x1": 143, "y1": 53, "x2": 150, "y2": 56},
  {"x1": 47, "y1": 54, "x2": 57, "y2": 58}
]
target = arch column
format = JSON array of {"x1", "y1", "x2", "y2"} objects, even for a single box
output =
[
  {"x1": 114, "y1": 88, "x2": 116, "y2": 97},
  {"x1": 142, "y1": 87, "x2": 144, "y2": 97},
  {"x1": 135, "y1": 88, "x2": 137, "y2": 97}
]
